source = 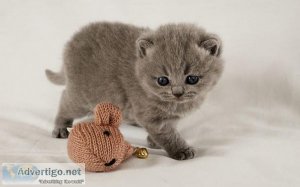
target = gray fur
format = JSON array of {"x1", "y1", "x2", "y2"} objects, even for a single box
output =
[
  {"x1": 45, "y1": 69, "x2": 66, "y2": 85},
  {"x1": 46, "y1": 22, "x2": 224, "y2": 160}
]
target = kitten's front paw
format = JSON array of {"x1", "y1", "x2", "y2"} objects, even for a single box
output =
[
  {"x1": 147, "y1": 136, "x2": 161, "y2": 149},
  {"x1": 52, "y1": 127, "x2": 69, "y2": 138},
  {"x1": 169, "y1": 147, "x2": 195, "y2": 160}
]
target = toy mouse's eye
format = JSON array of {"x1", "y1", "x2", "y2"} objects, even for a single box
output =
[{"x1": 103, "y1": 130, "x2": 110, "y2": 136}]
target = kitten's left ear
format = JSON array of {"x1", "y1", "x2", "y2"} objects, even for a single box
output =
[
  {"x1": 199, "y1": 34, "x2": 222, "y2": 57},
  {"x1": 136, "y1": 34, "x2": 154, "y2": 58}
]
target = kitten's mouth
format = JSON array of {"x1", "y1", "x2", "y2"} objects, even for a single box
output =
[
  {"x1": 175, "y1": 97, "x2": 184, "y2": 101},
  {"x1": 159, "y1": 92, "x2": 196, "y2": 103},
  {"x1": 161, "y1": 96, "x2": 190, "y2": 103}
]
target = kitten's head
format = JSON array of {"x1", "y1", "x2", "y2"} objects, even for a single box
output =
[{"x1": 135, "y1": 24, "x2": 224, "y2": 103}]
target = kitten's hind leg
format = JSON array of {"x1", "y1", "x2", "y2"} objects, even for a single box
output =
[
  {"x1": 52, "y1": 117, "x2": 72, "y2": 138},
  {"x1": 129, "y1": 123, "x2": 142, "y2": 127},
  {"x1": 52, "y1": 90, "x2": 87, "y2": 138}
]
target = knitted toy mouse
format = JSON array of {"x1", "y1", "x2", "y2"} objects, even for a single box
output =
[{"x1": 67, "y1": 103, "x2": 148, "y2": 172}]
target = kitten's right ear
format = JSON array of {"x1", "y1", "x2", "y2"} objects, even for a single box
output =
[
  {"x1": 199, "y1": 34, "x2": 222, "y2": 57},
  {"x1": 136, "y1": 35, "x2": 154, "y2": 58}
]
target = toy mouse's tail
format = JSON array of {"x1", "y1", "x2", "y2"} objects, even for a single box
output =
[{"x1": 45, "y1": 67, "x2": 66, "y2": 85}]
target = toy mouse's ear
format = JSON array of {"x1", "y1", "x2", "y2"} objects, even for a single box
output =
[{"x1": 94, "y1": 103, "x2": 122, "y2": 127}]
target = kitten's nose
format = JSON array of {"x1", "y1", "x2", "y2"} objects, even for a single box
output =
[
  {"x1": 172, "y1": 86, "x2": 184, "y2": 98},
  {"x1": 173, "y1": 93, "x2": 183, "y2": 98},
  {"x1": 105, "y1": 159, "x2": 116, "y2": 166}
]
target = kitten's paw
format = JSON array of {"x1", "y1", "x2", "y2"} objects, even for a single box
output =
[
  {"x1": 52, "y1": 127, "x2": 69, "y2": 138},
  {"x1": 147, "y1": 136, "x2": 161, "y2": 149},
  {"x1": 169, "y1": 147, "x2": 195, "y2": 160}
]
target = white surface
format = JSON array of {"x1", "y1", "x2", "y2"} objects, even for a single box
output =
[{"x1": 1, "y1": 0, "x2": 300, "y2": 186}]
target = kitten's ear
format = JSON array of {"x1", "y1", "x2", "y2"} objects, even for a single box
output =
[
  {"x1": 199, "y1": 34, "x2": 222, "y2": 57},
  {"x1": 136, "y1": 35, "x2": 154, "y2": 58}
]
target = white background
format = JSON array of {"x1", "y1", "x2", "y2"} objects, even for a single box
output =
[{"x1": 0, "y1": 0, "x2": 300, "y2": 187}]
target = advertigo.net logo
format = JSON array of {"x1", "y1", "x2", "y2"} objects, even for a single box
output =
[{"x1": 2, "y1": 163, "x2": 85, "y2": 185}]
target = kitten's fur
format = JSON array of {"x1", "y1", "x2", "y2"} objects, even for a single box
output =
[{"x1": 46, "y1": 22, "x2": 224, "y2": 160}]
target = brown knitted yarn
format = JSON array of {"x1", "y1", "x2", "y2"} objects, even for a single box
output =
[{"x1": 67, "y1": 103, "x2": 134, "y2": 172}]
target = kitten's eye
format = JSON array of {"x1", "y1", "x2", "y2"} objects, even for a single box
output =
[
  {"x1": 103, "y1": 130, "x2": 111, "y2": 136},
  {"x1": 157, "y1": 76, "x2": 169, "y2": 86},
  {"x1": 186, "y1": 75, "x2": 200, "y2": 85}
]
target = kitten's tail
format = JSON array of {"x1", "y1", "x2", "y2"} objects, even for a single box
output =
[{"x1": 45, "y1": 68, "x2": 66, "y2": 85}]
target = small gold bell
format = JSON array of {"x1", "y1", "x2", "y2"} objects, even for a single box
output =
[{"x1": 133, "y1": 147, "x2": 148, "y2": 159}]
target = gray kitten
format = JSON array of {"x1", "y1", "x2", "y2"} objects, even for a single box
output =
[{"x1": 46, "y1": 22, "x2": 224, "y2": 160}]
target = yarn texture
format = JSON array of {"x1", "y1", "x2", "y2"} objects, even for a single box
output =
[{"x1": 67, "y1": 103, "x2": 134, "y2": 172}]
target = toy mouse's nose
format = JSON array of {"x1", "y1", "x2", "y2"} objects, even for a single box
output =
[{"x1": 104, "y1": 159, "x2": 116, "y2": 166}]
